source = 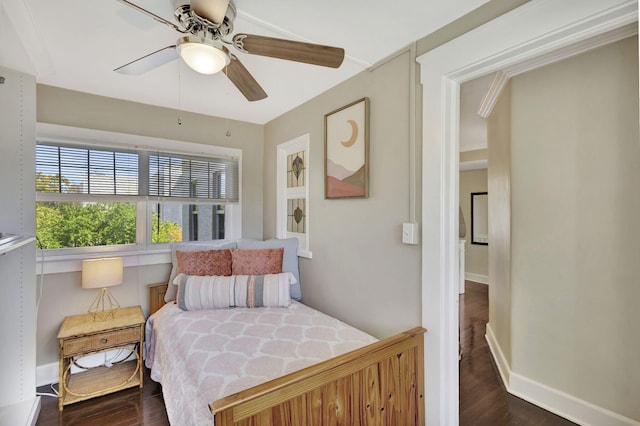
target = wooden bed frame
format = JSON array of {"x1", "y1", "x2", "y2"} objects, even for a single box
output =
[{"x1": 148, "y1": 283, "x2": 426, "y2": 425}]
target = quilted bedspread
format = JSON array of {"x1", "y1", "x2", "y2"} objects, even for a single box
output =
[{"x1": 145, "y1": 301, "x2": 377, "y2": 425}]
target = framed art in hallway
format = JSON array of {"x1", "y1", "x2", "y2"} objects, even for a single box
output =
[{"x1": 324, "y1": 97, "x2": 369, "y2": 199}]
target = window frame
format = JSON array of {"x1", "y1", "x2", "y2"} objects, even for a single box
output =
[
  {"x1": 36, "y1": 123, "x2": 242, "y2": 274},
  {"x1": 276, "y1": 134, "x2": 311, "y2": 258}
]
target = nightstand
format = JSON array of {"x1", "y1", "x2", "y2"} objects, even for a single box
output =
[{"x1": 57, "y1": 306, "x2": 145, "y2": 411}]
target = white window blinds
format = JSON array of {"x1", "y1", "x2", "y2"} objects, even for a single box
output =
[
  {"x1": 149, "y1": 152, "x2": 239, "y2": 203},
  {"x1": 36, "y1": 144, "x2": 240, "y2": 203},
  {"x1": 36, "y1": 144, "x2": 139, "y2": 195}
]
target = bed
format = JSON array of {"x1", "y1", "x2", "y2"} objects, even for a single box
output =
[{"x1": 146, "y1": 239, "x2": 425, "y2": 425}]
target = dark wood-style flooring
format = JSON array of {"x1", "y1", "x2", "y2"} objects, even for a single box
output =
[
  {"x1": 459, "y1": 280, "x2": 576, "y2": 426},
  {"x1": 36, "y1": 367, "x2": 169, "y2": 426},
  {"x1": 36, "y1": 282, "x2": 576, "y2": 425}
]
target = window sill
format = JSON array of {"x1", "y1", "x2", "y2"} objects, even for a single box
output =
[{"x1": 36, "y1": 248, "x2": 171, "y2": 275}]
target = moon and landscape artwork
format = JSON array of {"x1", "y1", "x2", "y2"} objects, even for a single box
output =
[{"x1": 325, "y1": 97, "x2": 369, "y2": 199}]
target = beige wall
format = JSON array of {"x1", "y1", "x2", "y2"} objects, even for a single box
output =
[
  {"x1": 263, "y1": 51, "x2": 422, "y2": 339},
  {"x1": 459, "y1": 169, "x2": 488, "y2": 278},
  {"x1": 487, "y1": 80, "x2": 512, "y2": 366},
  {"x1": 35, "y1": 86, "x2": 264, "y2": 366},
  {"x1": 460, "y1": 148, "x2": 487, "y2": 163},
  {"x1": 509, "y1": 37, "x2": 639, "y2": 419}
]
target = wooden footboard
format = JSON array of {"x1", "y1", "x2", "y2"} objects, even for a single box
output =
[{"x1": 210, "y1": 327, "x2": 426, "y2": 426}]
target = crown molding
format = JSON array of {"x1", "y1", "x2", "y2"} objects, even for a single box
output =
[
  {"x1": 504, "y1": 21, "x2": 637, "y2": 78},
  {"x1": 477, "y1": 71, "x2": 509, "y2": 118},
  {"x1": 477, "y1": 11, "x2": 638, "y2": 119}
]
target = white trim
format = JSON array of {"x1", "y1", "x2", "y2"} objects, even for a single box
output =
[
  {"x1": 485, "y1": 325, "x2": 640, "y2": 426},
  {"x1": 36, "y1": 249, "x2": 171, "y2": 275},
  {"x1": 503, "y1": 22, "x2": 638, "y2": 78},
  {"x1": 276, "y1": 134, "x2": 311, "y2": 257},
  {"x1": 37, "y1": 123, "x2": 241, "y2": 159},
  {"x1": 34, "y1": 123, "x2": 243, "y2": 265},
  {"x1": 509, "y1": 373, "x2": 640, "y2": 426},
  {"x1": 36, "y1": 362, "x2": 58, "y2": 388},
  {"x1": 485, "y1": 323, "x2": 511, "y2": 388},
  {"x1": 418, "y1": 1, "x2": 637, "y2": 424},
  {"x1": 459, "y1": 142, "x2": 487, "y2": 152},
  {"x1": 478, "y1": 22, "x2": 637, "y2": 119},
  {"x1": 464, "y1": 272, "x2": 488, "y2": 284},
  {"x1": 459, "y1": 159, "x2": 487, "y2": 171},
  {"x1": 477, "y1": 71, "x2": 510, "y2": 118}
]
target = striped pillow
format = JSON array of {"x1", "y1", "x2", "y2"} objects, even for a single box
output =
[
  {"x1": 174, "y1": 274, "x2": 235, "y2": 311},
  {"x1": 174, "y1": 272, "x2": 296, "y2": 311},
  {"x1": 234, "y1": 273, "x2": 296, "y2": 308}
]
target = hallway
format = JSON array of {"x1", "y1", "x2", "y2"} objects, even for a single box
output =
[{"x1": 459, "y1": 281, "x2": 576, "y2": 425}]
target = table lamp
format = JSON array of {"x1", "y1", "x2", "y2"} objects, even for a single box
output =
[{"x1": 82, "y1": 257, "x2": 123, "y2": 321}]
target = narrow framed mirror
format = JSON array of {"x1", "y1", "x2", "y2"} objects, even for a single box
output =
[{"x1": 471, "y1": 192, "x2": 488, "y2": 245}]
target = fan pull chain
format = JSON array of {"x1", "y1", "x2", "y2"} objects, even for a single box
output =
[
  {"x1": 224, "y1": 66, "x2": 231, "y2": 136},
  {"x1": 177, "y1": 63, "x2": 183, "y2": 125}
]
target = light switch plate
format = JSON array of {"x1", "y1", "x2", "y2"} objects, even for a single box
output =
[{"x1": 402, "y1": 222, "x2": 419, "y2": 245}]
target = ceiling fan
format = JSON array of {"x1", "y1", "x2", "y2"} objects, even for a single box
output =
[{"x1": 114, "y1": 0, "x2": 346, "y2": 101}]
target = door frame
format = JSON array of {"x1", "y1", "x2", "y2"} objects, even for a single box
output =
[{"x1": 417, "y1": 0, "x2": 637, "y2": 424}]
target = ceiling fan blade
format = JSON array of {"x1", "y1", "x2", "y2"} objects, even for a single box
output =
[
  {"x1": 233, "y1": 34, "x2": 345, "y2": 68},
  {"x1": 118, "y1": 0, "x2": 186, "y2": 33},
  {"x1": 192, "y1": 0, "x2": 229, "y2": 25},
  {"x1": 225, "y1": 54, "x2": 267, "y2": 102},
  {"x1": 115, "y1": 45, "x2": 178, "y2": 75}
]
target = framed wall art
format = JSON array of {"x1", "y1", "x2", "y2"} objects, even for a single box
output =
[{"x1": 324, "y1": 97, "x2": 369, "y2": 199}]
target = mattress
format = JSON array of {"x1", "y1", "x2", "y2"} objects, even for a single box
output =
[{"x1": 145, "y1": 301, "x2": 377, "y2": 425}]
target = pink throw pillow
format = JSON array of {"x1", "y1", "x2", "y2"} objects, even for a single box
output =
[
  {"x1": 231, "y1": 248, "x2": 284, "y2": 275},
  {"x1": 176, "y1": 249, "x2": 232, "y2": 277}
]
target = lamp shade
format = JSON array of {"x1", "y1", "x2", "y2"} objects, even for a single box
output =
[
  {"x1": 82, "y1": 257, "x2": 123, "y2": 289},
  {"x1": 177, "y1": 36, "x2": 229, "y2": 75}
]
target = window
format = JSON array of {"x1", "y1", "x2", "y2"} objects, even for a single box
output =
[
  {"x1": 36, "y1": 141, "x2": 240, "y2": 253},
  {"x1": 276, "y1": 134, "x2": 311, "y2": 258}
]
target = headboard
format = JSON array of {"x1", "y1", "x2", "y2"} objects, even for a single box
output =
[{"x1": 148, "y1": 282, "x2": 168, "y2": 316}]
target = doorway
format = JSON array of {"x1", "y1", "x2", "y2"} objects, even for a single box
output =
[{"x1": 417, "y1": 1, "x2": 636, "y2": 424}]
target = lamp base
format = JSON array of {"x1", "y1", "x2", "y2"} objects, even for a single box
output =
[{"x1": 88, "y1": 288, "x2": 120, "y2": 321}]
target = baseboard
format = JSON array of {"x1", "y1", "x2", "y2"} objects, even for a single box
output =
[
  {"x1": 37, "y1": 347, "x2": 136, "y2": 387},
  {"x1": 485, "y1": 324, "x2": 640, "y2": 426},
  {"x1": 509, "y1": 373, "x2": 640, "y2": 426},
  {"x1": 484, "y1": 323, "x2": 511, "y2": 387},
  {"x1": 36, "y1": 362, "x2": 58, "y2": 387},
  {"x1": 465, "y1": 272, "x2": 488, "y2": 284}
]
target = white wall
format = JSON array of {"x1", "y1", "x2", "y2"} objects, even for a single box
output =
[
  {"x1": 510, "y1": 36, "x2": 639, "y2": 421},
  {"x1": 0, "y1": 66, "x2": 38, "y2": 424}
]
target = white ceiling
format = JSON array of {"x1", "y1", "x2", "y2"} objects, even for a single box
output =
[{"x1": 0, "y1": 0, "x2": 487, "y2": 124}]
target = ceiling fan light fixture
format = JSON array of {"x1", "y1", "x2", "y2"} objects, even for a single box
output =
[{"x1": 177, "y1": 36, "x2": 229, "y2": 74}]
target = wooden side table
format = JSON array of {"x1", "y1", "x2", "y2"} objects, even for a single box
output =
[{"x1": 57, "y1": 306, "x2": 145, "y2": 411}]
